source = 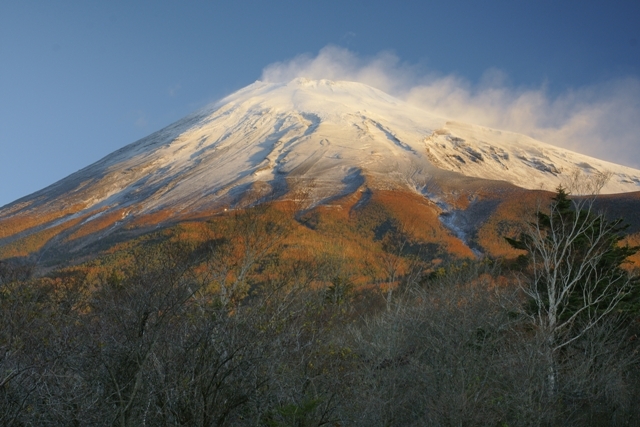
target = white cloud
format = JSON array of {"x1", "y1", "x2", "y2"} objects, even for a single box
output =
[
  {"x1": 261, "y1": 45, "x2": 418, "y2": 95},
  {"x1": 261, "y1": 46, "x2": 640, "y2": 169}
]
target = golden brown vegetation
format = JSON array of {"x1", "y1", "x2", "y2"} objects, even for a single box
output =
[
  {"x1": 0, "y1": 207, "x2": 637, "y2": 426},
  {"x1": 476, "y1": 190, "x2": 545, "y2": 257},
  {"x1": 622, "y1": 232, "x2": 640, "y2": 268},
  {"x1": 65, "y1": 208, "x2": 124, "y2": 241},
  {"x1": 0, "y1": 202, "x2": 86, "y2": 239},
  {"x1": 0, "y1": 210, "x2": 92, "y2": 258}
]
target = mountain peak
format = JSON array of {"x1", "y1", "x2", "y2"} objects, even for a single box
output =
[{"x1": 2, "y1": 79, "x2": 640, "y2": 256}]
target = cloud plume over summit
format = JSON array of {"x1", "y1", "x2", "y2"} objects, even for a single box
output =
[{"x1": 262, "y1": 46, "x2": 640, "y2": 169}]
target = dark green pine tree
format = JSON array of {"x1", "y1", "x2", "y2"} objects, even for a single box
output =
[{"x1": 506, "y1": 186, "x2": 640, "y2": 323}]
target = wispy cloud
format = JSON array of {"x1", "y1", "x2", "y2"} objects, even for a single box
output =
[
  {"x1": 261, "y1": 46, "x2": 419, "y2": 95},
  {"x1": 261, "y1": 46, "x2": 640, "y2": 168},
  {"x1": 340, "y1": 31, "x2": 356, "y2": 46},
  {"x1": 130, "y1": 110, "x2": 148, "y2": 129},
  {"x1": 168, "y1": 83, "x2": 181, "y2": 97}
]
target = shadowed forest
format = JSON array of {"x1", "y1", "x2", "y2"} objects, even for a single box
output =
[{"x1": 1, "y1": 188, "x2": 639, "y2": 427}]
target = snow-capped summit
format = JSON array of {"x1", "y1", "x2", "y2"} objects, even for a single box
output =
[
  {"x1": 2, "y1": 78, "x2": 640, "y2": 250},
  {"x1": 1, "y1": 79, "x2": 443, "y2": 216}
]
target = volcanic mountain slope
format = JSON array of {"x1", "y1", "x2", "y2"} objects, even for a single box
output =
[{"x1": 2, "y1": 78, "x2": 640, "y2": 261}]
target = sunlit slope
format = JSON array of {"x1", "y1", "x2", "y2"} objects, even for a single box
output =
[{"x1": 1, "y1": 78, "x2": 640, "y2": 259}]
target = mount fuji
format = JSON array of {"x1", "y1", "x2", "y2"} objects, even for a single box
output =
[{"x1": 2, "y1": 78, "x2": 640, "y2": 260}]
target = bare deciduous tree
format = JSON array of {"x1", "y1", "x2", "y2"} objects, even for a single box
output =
[{"x1": 507, "y1": 171, "x2": 639, "y2": 397}]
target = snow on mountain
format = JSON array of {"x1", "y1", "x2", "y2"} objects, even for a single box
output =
[
  {"x1": 425, "y1": 121, "x2": 640, "y2": 194},
  {"x1": 4, "y1": 78, "x2": 640, "y2": 221}
]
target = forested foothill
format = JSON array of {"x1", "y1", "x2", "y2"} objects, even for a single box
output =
[{"x1": 1, "y1": 185, "x2": 639, "y2": 426}]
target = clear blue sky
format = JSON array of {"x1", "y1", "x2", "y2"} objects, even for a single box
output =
[{"x1": 2, "y1": 1, "x2": 639, "y2": 207}]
